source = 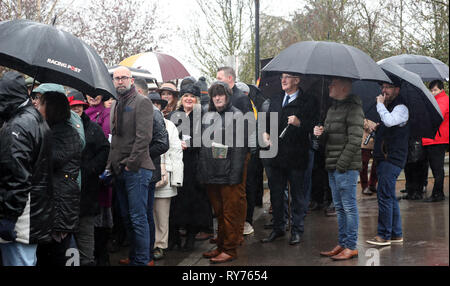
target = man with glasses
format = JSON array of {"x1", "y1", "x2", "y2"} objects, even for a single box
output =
[
  {"x1": 106, "y1": 66, "x2": 155, "y2": 265},
  {"x1": 261, "y1": 73, "x2": 318, "y2": 245},
  {"x1": 366, "y1": 80, "x2": 409, "y2": 246}
]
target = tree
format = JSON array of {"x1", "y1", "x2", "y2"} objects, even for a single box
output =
[
  {"x1": 239, "y1": 13, "x2": 291, "y2": 83},
  {"x1": 63, "y1": 0, "x2": 165, "y2": 66},
  {"x1": 186, "y1": 0, "x2": 253, "y2": 80}
]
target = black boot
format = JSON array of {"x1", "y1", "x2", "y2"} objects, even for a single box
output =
[
  {"x1": 168, "y1": 227, "x2": 181, "y2": 251},
  {"x1": 182, "y1": 227, "x2": 197, "y2": 252},
  {"x1": 94, "y1": 227, "x2": 111, "y2": 266}
]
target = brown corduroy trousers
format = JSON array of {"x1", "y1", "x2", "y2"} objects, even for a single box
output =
[{"x1": 206, "y1": 154, "x2": 249, "y2": 257}]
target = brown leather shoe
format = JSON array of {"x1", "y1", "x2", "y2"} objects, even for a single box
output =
[
  {"x1": 203, "y1": 248, "x2": 221, "y2": 258},
  {"x1": 210, "y1": 252, "x2": 235, "y2": 264},
  {"x1": 209, "y1": 237, "x2": 217, "y2": 244},
  {"x1": 119, "y1": 258, "x2": 155, "y2": 266},
  {"x1": 320, "y1": 245, "x2": 345, "y2": 257},
  {"x1": 331, "y1": 248, "x2": 358, "y2": 260}
]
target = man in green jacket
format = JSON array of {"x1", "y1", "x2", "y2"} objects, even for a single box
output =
[{"x1": 314, "y1": 77, "x2": 364, "y2": 261}]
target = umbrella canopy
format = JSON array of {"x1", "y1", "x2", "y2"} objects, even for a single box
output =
[
  {"x1": 351, "y1": 80, "x2": 382, "y2": 123},
  {"x1": 0, "y1": 19, "x2": 116, "y2": 98},
  {"x1": 378, "y1": 61, "x2": 443, "y2": 139},
  {"x1": 119, "y1": 52, "x2": 190, "y2": 83},
  {"x1": 379, "y1": 54, "x2": 449, "y2": 82},
  {"x1": 262, "y1": 41, "x2": 392, "y2": 83}
]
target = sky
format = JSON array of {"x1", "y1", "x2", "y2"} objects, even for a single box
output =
[{"x1": 155, "y1": 0, "x2": 306, "y2": 79}]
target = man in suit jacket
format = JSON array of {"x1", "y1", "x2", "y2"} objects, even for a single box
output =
[
  {"x1": 261, "y1": 73, "x2": 318, "y2": 245},
  {"x1": 107, "y1": 66, "x2": 155, "y2": 266}
]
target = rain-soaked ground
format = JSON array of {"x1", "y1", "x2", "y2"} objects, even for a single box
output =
[{"x1": 110, "y1": 174, "x2": 449, "y2": 267}]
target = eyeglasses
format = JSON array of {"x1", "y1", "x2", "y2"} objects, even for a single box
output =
[
  {"x1": 113, "y1": 76, "x2": 131, "y2": 82},
  {"x1": 280, "y1": 75, "x2": 299, "y2": 80}
]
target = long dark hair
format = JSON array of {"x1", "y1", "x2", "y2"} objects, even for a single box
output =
[{"x1": 40, "y1": 91, "x2": 70, "y2": 127}]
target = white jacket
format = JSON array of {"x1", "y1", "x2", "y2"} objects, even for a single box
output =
[{"x1": 155, "y1": 119, "x2": 183, "y2": 198}]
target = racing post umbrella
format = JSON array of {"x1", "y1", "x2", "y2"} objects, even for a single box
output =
[{"x1": 0, "y1": 19, "x2": 116, "y2": 98}]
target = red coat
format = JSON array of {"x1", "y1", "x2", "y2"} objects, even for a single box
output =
[{"x1": 422, "y1": 90, "x2": 449, "y2": 145}]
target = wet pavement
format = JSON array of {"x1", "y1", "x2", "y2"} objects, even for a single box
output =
[{"x1": 110, "y1": 170, "x2": 449, "y2": 267}]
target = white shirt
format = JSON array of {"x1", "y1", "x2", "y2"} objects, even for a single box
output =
[
  {"x1": 376, "y1": 102, "x2": 409, "y2": 127},
  {"x1": 283, "y1": 90, "x2": 299, "y2": 106}
]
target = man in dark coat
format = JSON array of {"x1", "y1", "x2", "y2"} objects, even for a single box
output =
[
  {"x1": 216, "y1": 66, "x2": 253, "y2": 114},
  {"x1": 260, "y1": 73, "x2": 318, "y2": 245},
  {"x1": 0, "y1": 72, "x2": 53, "y2": 266}
]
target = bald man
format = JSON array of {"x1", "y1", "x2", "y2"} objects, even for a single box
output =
[
  {"x1": 106, "y1": 66, "x2": 155, "y2": 266},
  {"x1": 314, "y1": 77, "x2": 364, "y2": 261}
]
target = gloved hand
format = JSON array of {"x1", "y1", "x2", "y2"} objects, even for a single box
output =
[
  {"x1": 0, "y1": 218, "x2": 17, "y2": 242},
  {"x1": 99, "y1": 169, "x2": 113, "y2": 186}
]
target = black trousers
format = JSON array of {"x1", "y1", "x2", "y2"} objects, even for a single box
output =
[
  {"x1": 404, "y1": 160, "x2": 428, "y2": 197},
  {"x1": 311, "y1": 151, "x2": 332, "y2": 205},
  {"x1": 424, "y1": 144, "x2": 446, "y2": 197},
  {"x1": 36, "y1": 234, "x2": 73, "y2": 266},
  {"x1": 245, "y1": 152, "x2": 264, "y2": 225},
  {"x1": 265, "y1": 166, "x2": 307, "y2": 235}
]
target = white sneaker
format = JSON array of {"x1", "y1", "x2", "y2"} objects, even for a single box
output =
[{"x1": 243, "y1": 222, "x2": 254, "y2": 235}]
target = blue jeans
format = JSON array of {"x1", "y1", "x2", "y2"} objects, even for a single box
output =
[
  {"x1": 0, "y1": 243, "x2": 37, "y2": 266},
  {"x1": 266, "y1": 166, "x2": 307, "y2": 235},
  {"x1": 116, "y1": 168, "x2": 153, "y2": 265},
  {"x1": 328, "y1": 170, "x2": 359, "y2": 250},
  {"x1": 376, "y1": 161, "x2": 402, "y2": 240},
  {"x1": 147, "y1": 181, "x2": 156, "y2": 260}
]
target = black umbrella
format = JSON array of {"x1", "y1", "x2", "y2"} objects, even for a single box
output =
[
  {"x1": 262, "y1": 41, "x2": 392, "y2": 83},
  {"x1": 351, "y1": 80, "x2": 382, "y2": 123},
  {"x1": 0, "y1": 19, "x2": 116, "y2": 98},
  {"x1": 377, "y1": 61, "x2": 443, "y2": 139},
  {"x1": 379, "y1": 54, "x2": 449, "y2": 82}
]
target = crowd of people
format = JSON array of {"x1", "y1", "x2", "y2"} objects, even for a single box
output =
[{"x1": 0, "y1": 64, "x2": 448, "y2": 266}]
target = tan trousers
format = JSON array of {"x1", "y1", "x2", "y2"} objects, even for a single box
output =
[
  {"x1": 207, "y1": 154, "x2": 249, "y2": 257},
  {"x1": 153, "y1": 197, "x2": 171, "y2": 249}
]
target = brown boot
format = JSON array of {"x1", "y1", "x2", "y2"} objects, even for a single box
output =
[{"x1": 320, "y1": 245, "x2": 345, "y2": 257}]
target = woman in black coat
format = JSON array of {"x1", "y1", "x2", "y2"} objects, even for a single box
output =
[
  {"x1": 68, "y1": 91, "x2": 110, "y2": 266},
  {"x1": 168, "y1": 84, "x2": 211, "y2": 252},
  {"x1": 35, "y1": 91, "x2": 83, "y2": 266}
]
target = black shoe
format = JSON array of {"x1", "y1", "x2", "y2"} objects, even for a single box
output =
[
  {"x1": 424, "y1": 195, "x2": 445, "y2": 202},
  {"x1": 289, "y1": 233, "x2": 301, "y2": 245},
  {"x1": 168, "y1": 230, "x2": 182, "y2": 251},
  {"x1": 325, "y1": 206, "x2": 336, "y2": 217},
  {"x1": 260, "y1": 231, "x2": 284, "y2": 243},
  {"x1": 263, "y1": 222, "x2": 273, "y2": 229},
  {"x1": 308, "y1": 201, "x2": 320, "y2": 211},
  {"x1": 182, "y1": 232, "x2": 196, "y2": 252}
]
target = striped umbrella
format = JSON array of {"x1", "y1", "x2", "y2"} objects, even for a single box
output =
[{"x1": 119, "y1": 52, "x2": 190, "y2": 83}]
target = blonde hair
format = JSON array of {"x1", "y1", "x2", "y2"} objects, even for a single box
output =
[{"x1": 176, "y1": 93, "x2": 201, "y2": 111}]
